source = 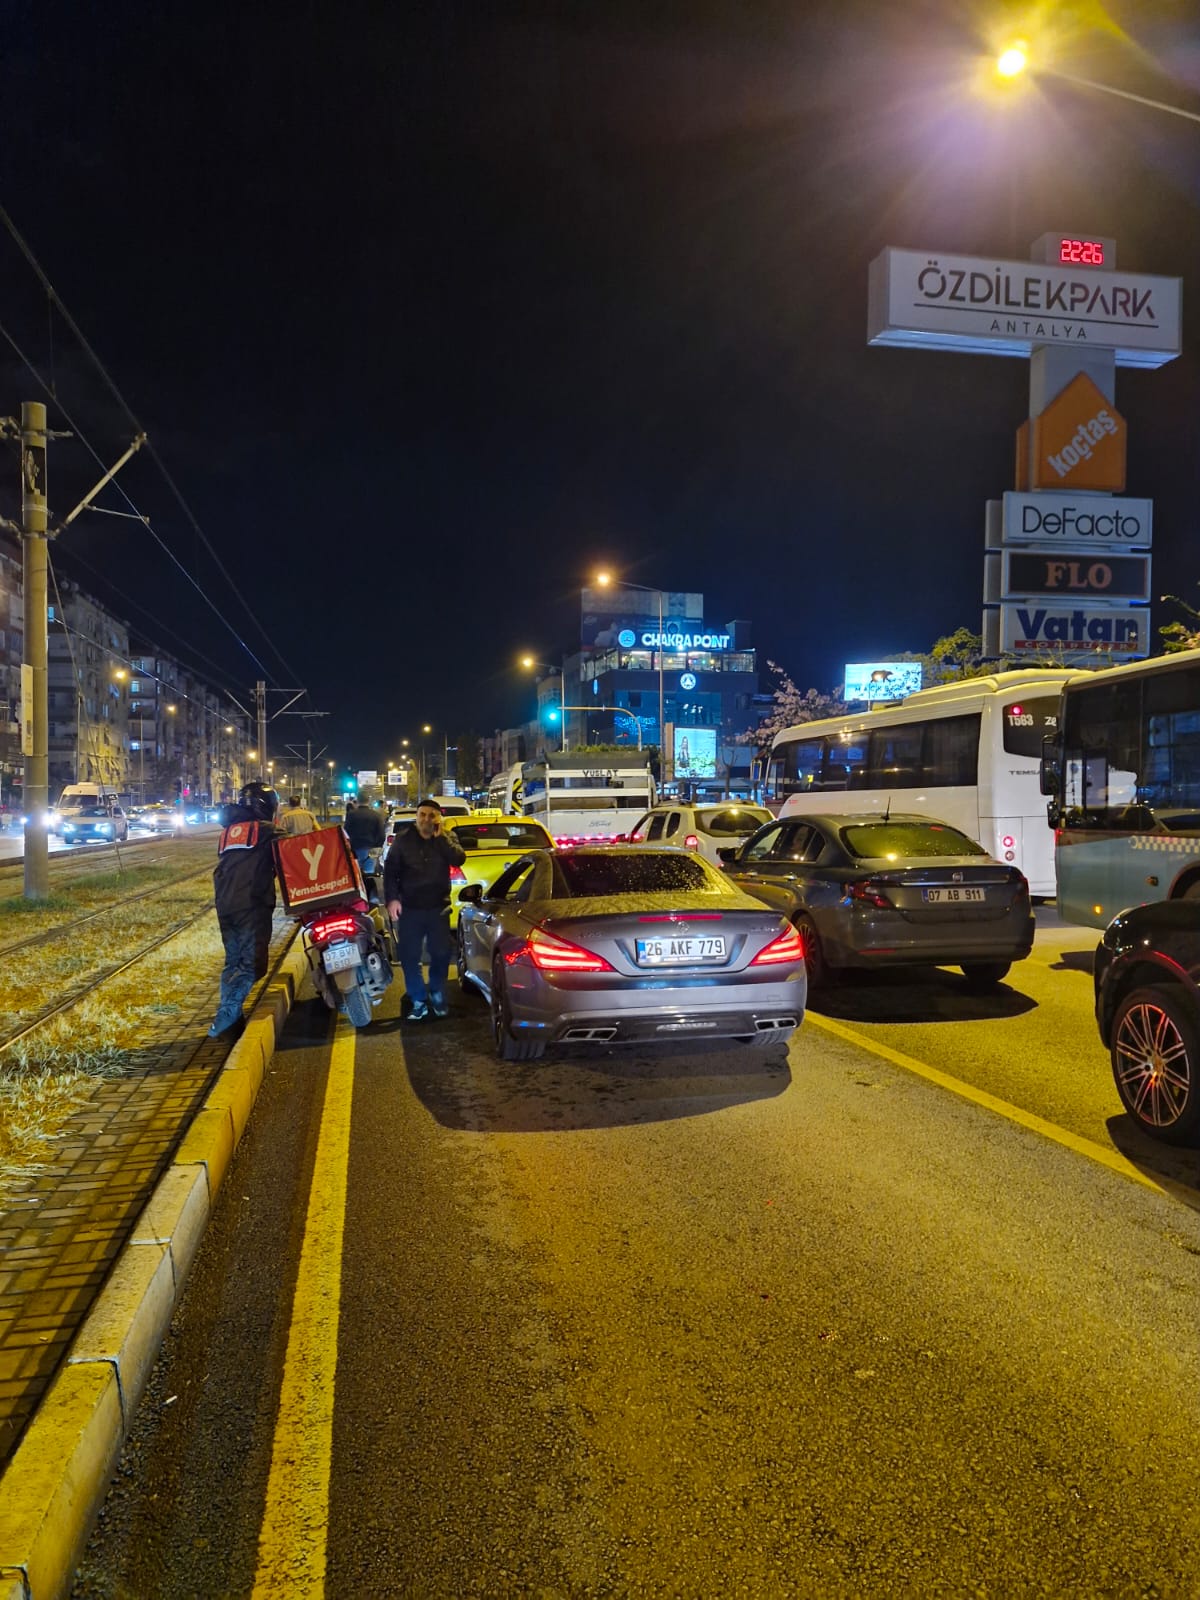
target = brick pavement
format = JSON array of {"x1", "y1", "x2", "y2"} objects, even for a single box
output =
[{"x1": 0, "y1": 919, "x2": 297, "y2": 1469}]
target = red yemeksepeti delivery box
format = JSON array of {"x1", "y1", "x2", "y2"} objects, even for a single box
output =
[{"x1": 273, "y1": 825, "x2": 366, "y2": 915}]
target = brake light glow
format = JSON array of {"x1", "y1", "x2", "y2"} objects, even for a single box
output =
[
  {"x1": 638, "y1": 913, "x2": 722, "y2": 922},
  {"x1": 683, "y1": 834, "x2": 700, "y2": 850},
  {"x1": 1002, "y1": 835, "x2": 1015, "y2": 850},
  {"x1": 750, "y1": 924, "x2": 805, "y2": 966},
  {"x1": 450, "y1": 865, "x2": 466, "y2": 883},
  {"x1": 310, "y1": 913, "x2": 359, "y2": 944},
  {"x1": 848, "y1": 880, "x2": 892, "y2": 909},
  {"x1": 522, "y1": 927, "x2": 615, "y2": 973},
  {"x1": 629, "y1": 831, "x2": 644, "y2": 842}
]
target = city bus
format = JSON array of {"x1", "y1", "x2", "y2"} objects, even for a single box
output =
[
  {"x1": 1044, "y1": 647, "x2": 1200, "y2": 928},
  {"x1": 519, "y1": 750, "x2": 656, "y2": 842},
  {"x1": 765, "y1": 670, "x2": 1077, "y2": 897}
]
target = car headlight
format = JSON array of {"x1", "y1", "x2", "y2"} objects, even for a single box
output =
[{"x1": 62, "y1": 822, "x2": 75, "y2": 832}]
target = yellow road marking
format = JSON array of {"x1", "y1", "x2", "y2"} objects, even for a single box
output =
[
  {"x1": 805, "y1": 1010, "x2": 1166, "y2": 1196},
  {"x1": 252, "y1": 1021, "x2": 357, "y2": 1596}
]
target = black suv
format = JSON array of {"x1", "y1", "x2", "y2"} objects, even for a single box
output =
[{"x1": 1095, "y1": 900, "x2": 1200, "y2": 1145}]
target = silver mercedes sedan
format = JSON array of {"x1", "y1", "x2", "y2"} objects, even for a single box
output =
[{"x1": 456, "y1": 845, "x2": 806, "y2": 1060}]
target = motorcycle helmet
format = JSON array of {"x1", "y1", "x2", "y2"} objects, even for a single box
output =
[{"x1": 240, "y1": 782, "x2": 279, "y2": 821}]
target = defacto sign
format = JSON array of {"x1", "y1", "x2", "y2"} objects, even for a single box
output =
[
  {"x1": 999, "y1": 604, "x2": 1147, "y2": 656},
  {"x1": 868, "y1": 248, "x2": 1182, "y2": 368},
  {"x1": 1001, "y1": 491, "x2": 1152, "y2": 547},
  {"x1": 1025, "y1": 372, "x2": 1126, "y2": 492},
  {"x1": 1001, "y1": 550, "x2": 1151, "y2": 603}
]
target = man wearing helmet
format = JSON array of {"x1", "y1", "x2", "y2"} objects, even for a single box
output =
[{"x1": 208, "y1": 782, "x2": 281, "y2": 1040}]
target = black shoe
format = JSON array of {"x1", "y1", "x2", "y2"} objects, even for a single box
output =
[
  {"x1": 407, "y1": 1001, "x2": 429, "y2": 1022},
  {"x1": 207, "y1": 1016, "x2": 245, "y2": 1042},
  {"x1": 429, "y1": 991, "x2": 449, "y2": 1019}
]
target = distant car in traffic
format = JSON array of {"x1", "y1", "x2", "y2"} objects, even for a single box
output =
[
  {"x1": 717, "y1": 813, "x2": 1033, "y2": 989},
  {"x1": 382, "y1": 799, "x2": 472, "y2": 858},
  {"x1": 57, "y1": 800, "x2": 129, "y2": 844},
  {"x1": 1094, "y1": 900, "x2": 1200, "y2": 1146},
  {"x1": 130, "y1": 803, "x2": 182, "y2": 835},
  {"x1": 442, "y1": 815, "x2": 556, "y2": 928},
  {"x1": 456, "y1": 844, "x2": 805, "y2": 1060},
  {"x1": 626, "y1": 803, "x2": 774, "y2": 867}
]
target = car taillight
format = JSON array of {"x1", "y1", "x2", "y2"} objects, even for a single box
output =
[
  {"x1": 750, "y1": 923, "x2": 806, "y2": 966},
  {"x1": 848, "y1": 879, "x2": 892, "y2": 909},
  {"x1": 450, "y1": 865, "x2": 466, "y2": 883},
  {"x1": 521, "y1": 926, "x2": 615, "y2": 973},
  {"x1": 683, "y1": 834, "x2": 700, "y2": 850},
  {"x1": 629, "y1": 831, "x2": 644, "y2": 842},
  {"x1": 310, "y1": 912, "x2": 359, "y2": 944}
]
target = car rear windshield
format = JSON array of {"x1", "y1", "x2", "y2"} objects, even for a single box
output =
[
  {"x1": 551, "y1": 853, "x2": 715, "y2": 897},
  {"x1": 840, "y1": 822, "x2": 987, "y2": 860},
  {"x1": 453, "y1": 823, "x2": 549, "y2": 850},
  {"x1": 699, "y1": 807, "x2": 772, "y2": 835}
]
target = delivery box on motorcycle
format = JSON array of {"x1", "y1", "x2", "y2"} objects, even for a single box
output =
[{"x1": 273, "y1": 825, "x2": 367, "y2": 915}]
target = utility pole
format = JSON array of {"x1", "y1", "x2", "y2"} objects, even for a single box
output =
[
  {"x1": 1, "y1": 409, "x2": 144, "y2": 898},
  {"x1": 256, "y1": 680, "x2": 268, "y2": 781},
  {"x1": 20, "y1": 403, "x2": 49, "y2": 898}
]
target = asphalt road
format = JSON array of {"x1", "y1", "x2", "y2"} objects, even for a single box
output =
[{"x1": 73, "y1": 923, "x2": 1200, "y2": 1597}]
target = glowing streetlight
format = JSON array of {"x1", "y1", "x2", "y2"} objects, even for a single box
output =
[
  {"x1": 591, "y1": 568, "x2": 664, "y2": 762},
  {"x1": 521, "y1": 653, "x2": 568, "y2": 752},
  {"x1": 995, "y1": 41, "x2": 1027, "y2": 79}
]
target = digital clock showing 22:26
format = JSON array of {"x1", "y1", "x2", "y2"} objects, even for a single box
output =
[{"x1": 1059, "y1": 238, "x2": 1105, "y2": 266}]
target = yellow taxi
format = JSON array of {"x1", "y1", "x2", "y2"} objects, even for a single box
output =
[{"x1": 444, "y1": 814, "x2": 555, "y2": 927}]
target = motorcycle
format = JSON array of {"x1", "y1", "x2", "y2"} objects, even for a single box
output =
[{"x1": 301, "y1": 899, "x2": 395, "y2": 1028}]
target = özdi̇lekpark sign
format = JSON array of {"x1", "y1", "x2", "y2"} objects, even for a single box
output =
[{"x1": 868, "y1": 248, "x2": 1181, "y2": 369}]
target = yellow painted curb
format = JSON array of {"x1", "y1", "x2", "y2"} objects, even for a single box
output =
[
  {"x1": 0, "y1": 927, "x2": 308, "y2": 1600},
  {"x1": 0, "y1": 1363, "x2": 122, "y2": 1600},
  {"x1": 68, "y1": 1243, "x2": 175, "y2": 1429},
  {"x1": 130, "y1": 1165, "x2": 212, "y2": 1288}
]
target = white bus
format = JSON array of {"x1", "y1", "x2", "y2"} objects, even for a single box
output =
[
  {"x1": 486, "y1": 763, "x2": 525, "y2": 815},
  {"x1": 519, "y1": 751, "x2": 656, "y2": 843},
  {"x1": 765, "y1": 670, "x2": 1078, "y2": 896}
]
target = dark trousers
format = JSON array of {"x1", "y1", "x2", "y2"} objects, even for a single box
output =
[
  {"x1": 212, "y1": 908, "x2": 272, "y2": 1033},
  {"x1": 395, "y1": 905, "x2": 452, "y2": 1005}
]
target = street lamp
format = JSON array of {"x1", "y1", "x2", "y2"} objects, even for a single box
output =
[
  {"x1": 521, "y1": 654, "x2": 568, "y2": 752},
  {"x1": 994, "y1": 40, "x2": 1200, "y2": 124},
  {"x1": 594, "y1": 570, "x2": 665, "y2": 765}
]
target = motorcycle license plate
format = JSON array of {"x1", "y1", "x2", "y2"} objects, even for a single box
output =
[{"x1": 324, "y1": 941, "x2": 362, "y2": 973}]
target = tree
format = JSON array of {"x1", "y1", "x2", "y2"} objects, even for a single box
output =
[
  {"x1": 738, "y1": 661, "x2": 846, "y2": 754},
  {"x1": 1159, "y1": 590, "x2": 1200, "y2": 653}
]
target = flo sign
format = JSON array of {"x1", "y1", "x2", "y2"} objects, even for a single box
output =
[{"x1": 868, "y1": 248, "x2": 1181, "y2": 368}]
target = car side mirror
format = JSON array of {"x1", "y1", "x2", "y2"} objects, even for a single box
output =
[
  {"x1": 457, "y1": 883, "x2": 483, "y2": 905},
  {"x1": 717, "y1": 846, "x2": 738, "y2": 864},
  {"x1": 1040, "y1": 735, "x2": 1061, "y2": 798}
]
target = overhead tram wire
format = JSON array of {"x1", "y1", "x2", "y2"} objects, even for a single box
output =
[
  {"x1": 0, "y1": 201, "x2": 303, "y2": 688},
  {"x1": 0, "y1": 311, "x2": 280, "y2": 688}
]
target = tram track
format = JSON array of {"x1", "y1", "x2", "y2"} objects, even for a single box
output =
[{"x1": 0, "y1": 863, "x2": 214, "y2": 961}]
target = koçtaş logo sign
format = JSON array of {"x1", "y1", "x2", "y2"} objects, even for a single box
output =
[
  {"x1": 1002, "y1": 492, "x2": 1152, "y2": 546},
  {"x1": 1027, "y1": 373, "x2": 1127, "y2": 493}
]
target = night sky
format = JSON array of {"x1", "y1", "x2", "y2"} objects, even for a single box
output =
[{"x1": 1, "y1": 0, "x2": 1198, "y2": 766}]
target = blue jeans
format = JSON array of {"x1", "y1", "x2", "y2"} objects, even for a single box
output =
[
  {"x1": 212, "y1": 909, "x2": 272, "y2": 1033},
  {"x1": 395, "y1": 905, "x2": 452, "y2": 1005}
]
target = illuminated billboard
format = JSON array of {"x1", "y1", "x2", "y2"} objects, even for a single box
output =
[
  {"x1": 843, "y1": 662, "x2": 923, "y2": 702},
  {"x1": 674, "y1": 726, "x2": 717, "y2": 780}
]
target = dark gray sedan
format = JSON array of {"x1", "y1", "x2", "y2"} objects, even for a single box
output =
[
  {"x1": 456, "y1": 846, "x2": 806, "y2": 1060},
  {"x1": 717, "y1": 813, "x2": 1033, "y2": 989}
]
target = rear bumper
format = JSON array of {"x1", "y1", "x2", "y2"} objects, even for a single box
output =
[
  {"x1": 826, "y1": 912, "x2": 1035, "y2": 970},
  {"x1": 508, "y1": 970, "x2": 806, "y2": 1045}
]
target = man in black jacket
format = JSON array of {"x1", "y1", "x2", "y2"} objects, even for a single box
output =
[
  {"x1": 383, "y1": 798, "x2": 466, "y2": 1020},
  {"x1": 208, "y1": 782, "x2": 280, "y2": 1040},
  {"x1": 344, "y1": 800, "x2": 385, "y2": 872}
]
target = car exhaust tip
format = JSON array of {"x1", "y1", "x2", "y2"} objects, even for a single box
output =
[
  {"x1": 755, "y1": 1017, "x2": 797, "y2": 1032},
  {"x1": 561, "y1": 1026, "x2": 619, "y2": 1042}
]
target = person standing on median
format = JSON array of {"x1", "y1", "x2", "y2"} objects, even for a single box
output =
[
  {"x1": 276, "y1": 793, "x2": 318, "y2": 835},
  {"x1": 383, "y1": 797, "x2": 466, "y2": 1021},
  {"x1": 208, "y1": 782, "x2": 281, "y2": 1041},
  {"x1": 344, "y1": 798, "x2": 385, "y2": 874}
]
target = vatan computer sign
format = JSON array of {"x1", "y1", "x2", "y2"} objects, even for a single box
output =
[{"x1": 843, "y1": 662, "x2": 923, "y2": 703}]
